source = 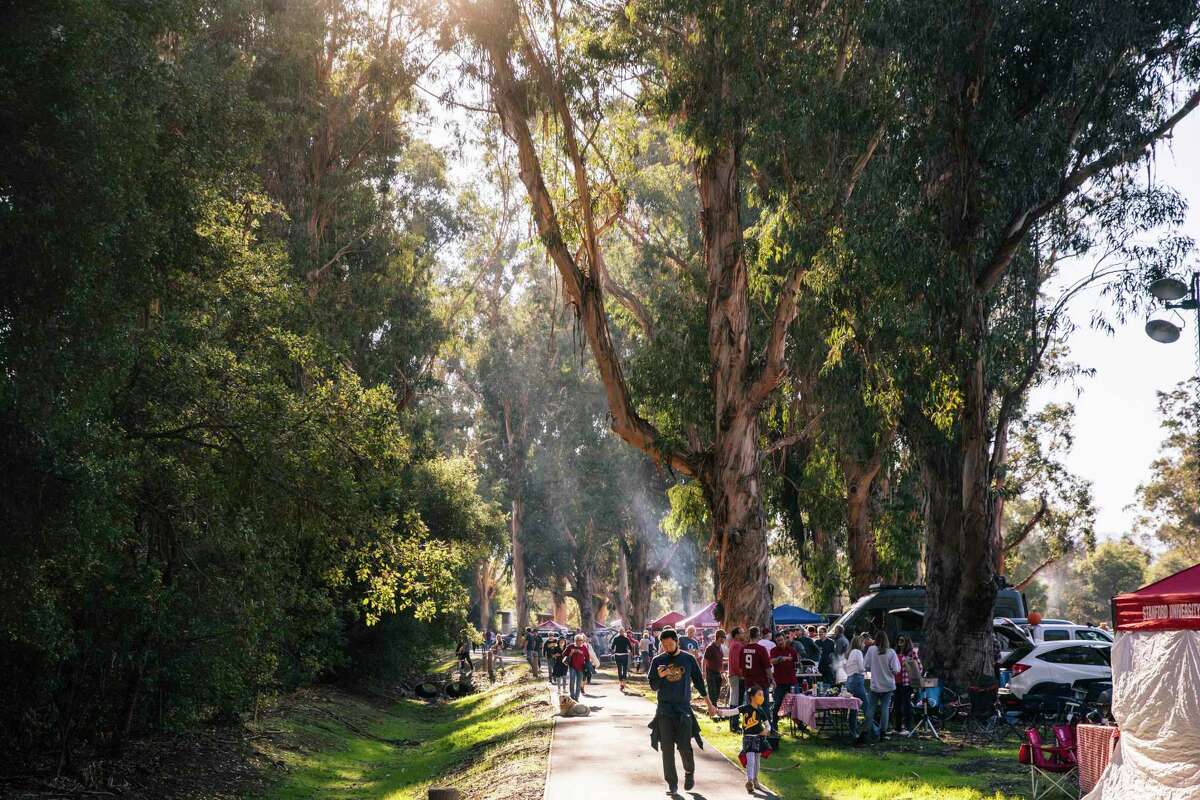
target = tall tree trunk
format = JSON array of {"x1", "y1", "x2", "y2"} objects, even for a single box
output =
[
  {"x1": 613, "y1": 543, "x2": 631, "y2": 626},
  {"x1": 989, "y1": 416, "x2": 1010, "y2": 575},
  {"x1": 680, "y1": 583, "x2": 692, "y2": 615},
  {"x1": 594, "y1": 590, "x2": 609, "y2": 625},
  {"x1": 572, "y1": 565, "x2": 596, "y2": 632},
  {"x1": 552, "y1": 575, "x2": 569, "y2": 624},
  {"x1": 476, "y1": 559, "x2": 498, "y2": 633},
  {"x1": 844, "y1": 456, "x2": 883, "y2": 599},
  {"x1": 699, "y1": 142, "x2": 774, "y2": 635},
  {"x1": 511, "y1": 497, "x2": 527, "y2": 633},
  {"x1": 918, "y1": 307, "x2": 999, "y2": 685},
  {"x1": 620, "y1": 532, "x2": 656, "y2": 630},
  {"x1": 708, "y1": 414, "x2": 772, "y2": 632}
]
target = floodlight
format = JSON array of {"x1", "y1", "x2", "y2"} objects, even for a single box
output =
[
  {"x1": 1149, "y1": 277, "x2": 1189, "y2": 302},
  {"x1": 1145, "y1": 318, "x2": 1182, "y2": 344}
]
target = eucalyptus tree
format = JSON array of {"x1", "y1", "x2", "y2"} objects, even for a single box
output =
[
  {"x1": 998, "y1": 403, "x2": 1096, "y2": 589},
  {"x1": 868, "y1": 0, "x2": 1200, "y2": 681},
  {"x1": 1135, "y1": 378, "x2": 1200, "y2": 559},
  {"x1": 451, "y1": 0, "x2": 890, "y2": 629}
]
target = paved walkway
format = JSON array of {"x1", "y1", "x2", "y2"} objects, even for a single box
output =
[{"x1": 543, "y1": 670, "x2": 769, "y2": 800}]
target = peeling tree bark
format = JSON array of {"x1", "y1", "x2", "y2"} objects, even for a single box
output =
[
  {"x1": 551, "y1": 575, "x2": 569, "y2": 624},
  {"x1": 843, "y1": 453, "x2": 885, "y2": 598},
  {"x1": 916, "y1": 301, "x2": 1000, "y2": 684}
]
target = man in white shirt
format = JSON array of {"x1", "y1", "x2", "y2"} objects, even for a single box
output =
[{"x1": 757, "y1": 628, "x2": 775, "y2": 653}]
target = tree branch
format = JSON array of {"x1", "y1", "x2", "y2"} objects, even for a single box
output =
[
  {"x1": 1013, "y1": 553, "x2": 1057, "y2": 591},
  {"x1": 1003, "y1": 495, "x2": 1049, "y2": 553},
  {"x1": 976, "y1": 88, "x2": 1200, "y2": 294},
  {"x1": 483, "y1": 27, "x2": 696, "y2": 478}
]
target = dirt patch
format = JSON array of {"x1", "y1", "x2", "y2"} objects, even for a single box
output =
[{"x1": 0, "y1": 722, "x2": 276, "y2": 800}]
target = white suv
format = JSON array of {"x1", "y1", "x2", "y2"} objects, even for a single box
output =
[
  {"x1": 1004, "y1": 640, "x2": 1112, "y2": 700},
  {"x1": 1034, "y1": 624, "x2": 1113, "y2": 644}
]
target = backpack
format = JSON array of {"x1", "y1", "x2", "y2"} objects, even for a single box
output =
[{"x1": 905, "y1": 656, "x2": 922, "y2": 686}]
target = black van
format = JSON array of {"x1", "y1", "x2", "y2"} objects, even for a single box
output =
[{"x1": 831, "y1": 583, "x2": 1027, "y2": 646}]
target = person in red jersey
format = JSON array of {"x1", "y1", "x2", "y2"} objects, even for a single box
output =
[
  {"x1": 739, "y1": 625, "x2": 772, "y2": 710},
  {"x1": 769, "y1": 630, "x2": 798, "y2": 726}
]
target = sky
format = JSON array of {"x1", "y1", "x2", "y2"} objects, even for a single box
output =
[{"x1": 1029, "y1": 112, "x2": 1200, "y2": 541}]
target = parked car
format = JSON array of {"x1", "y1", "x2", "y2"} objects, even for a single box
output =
[
  {"x1": 1033, "y1": 624, "x2": 1113, "y2": 643},
  {"x1": 832, "y1": 582, "x2": 1027, "y2": 645},
  {"x1": 884, "y1": 608, "x2": 1032, "y2": 660},
  {"x1": 1002, "y1": 640, "x2": 1112, "y2": 700}
]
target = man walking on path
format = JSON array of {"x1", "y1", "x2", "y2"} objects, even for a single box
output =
[
  {"x1": 703, "y1": 629, "x2": 726, "y2": 707},
  {"x1": 612, "y1": 628, "x2": 632, "y2": 689},
  {"x1": 638, "y1": 630, "x2": 652, "y2": 673},
  {"x1": 524, "y1": 627, "x2": 540, "y2": 672},
  {"x1": 649, "y1": 629, "x2": 717, "y2": 794}
]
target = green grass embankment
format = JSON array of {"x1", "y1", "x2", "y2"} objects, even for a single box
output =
[{"x1": 255, "y1": 657, "x2": 551, "y2": 800}]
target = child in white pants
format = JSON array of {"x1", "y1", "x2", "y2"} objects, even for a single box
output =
[{"x1": 716, "y1": 684, "x2": 772, "y2": 794}]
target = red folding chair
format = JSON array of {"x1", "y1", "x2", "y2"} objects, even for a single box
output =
[
  {"x1": 1053, "y1": 724, "x2": 1079, "y2": 768},
  {"x1": 1019, "y1": 727, "x2": 1078, "y2": 799}
]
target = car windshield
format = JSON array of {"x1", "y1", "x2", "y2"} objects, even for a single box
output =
[{"x1": 832, "y1": 593, "x2": 876, "y2": 632}]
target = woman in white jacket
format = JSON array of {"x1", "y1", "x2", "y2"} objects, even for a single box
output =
[{"x1": 844, "y1": 635, "x2": 870, "y2": 744}]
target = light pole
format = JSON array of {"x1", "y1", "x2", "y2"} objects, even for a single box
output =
[{"x1": 1145, "y1": 271, "x2": 1200, "y2": 375}]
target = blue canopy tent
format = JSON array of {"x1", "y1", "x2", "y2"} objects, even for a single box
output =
[{"x1": 773, "y1": 604, "x2": 824, "y2": 626}]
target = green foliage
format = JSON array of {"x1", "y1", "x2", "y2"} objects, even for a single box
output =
[
  {"x1": 0, "y1": 0, "x2": 499, "y2": 757},
  {"x1": 1062, "y1": 540, "x2": 1150, "y2": 625},
  {"x1": 1135, "y1": 378, "x2": 1200, "y2": 559}
]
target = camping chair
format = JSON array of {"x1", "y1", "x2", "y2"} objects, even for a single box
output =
[
  {"x1": 1052, "y1": 724, "x2": 1079, "y2": 768},
  {"x1": 906, "y1": 676, "x2": 944, "y2": 741},
  {"x1": 1019, "y1": 726, "x2": 1078, "y2": 799}
]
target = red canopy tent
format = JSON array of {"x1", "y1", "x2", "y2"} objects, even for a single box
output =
[
  {"x1": 536, "y1": 619, "x2": 570, "y2": 633},
  {"x1": 649, "y1": 610, "x2": 684, "y2": 631},
  {"x1": 676, "y1": 602, "x2": 720, "y2": 630},
  {"x1": 1111, "y1": 562, "x2": 1200, "y2": 631}
]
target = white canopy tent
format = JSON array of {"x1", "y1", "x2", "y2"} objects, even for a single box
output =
[{"x1": 1083, "y1": 563, "x2": 1200, "y2": 800}]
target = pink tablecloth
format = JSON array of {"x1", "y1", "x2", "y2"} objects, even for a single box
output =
[
  {"x1": 778, "y1": 692, "x2": 862, "y2": 730},
  {"x1": 1077, "y1": 724, "x2": 1119, "y2": 793}
]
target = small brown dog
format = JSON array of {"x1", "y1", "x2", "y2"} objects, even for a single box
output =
[{"x1": 558, "y1": 695, "x2": 591, "y2": 717}]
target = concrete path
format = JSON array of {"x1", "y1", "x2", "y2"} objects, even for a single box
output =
[{"x1": 543, "y1": 670, "x2": 769, "y2": 800}]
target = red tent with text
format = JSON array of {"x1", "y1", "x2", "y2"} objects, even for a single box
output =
[{"x1": 1111, "y1": 562, "x2": 1200, "y2": 631}]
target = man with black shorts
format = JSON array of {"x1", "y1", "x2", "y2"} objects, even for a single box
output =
[
  {"x1": 649, "y1": 629, "x2": 717, "y2": 794},
  {"x1": 612, "y1": 627, "x2": 632, "y2": 689}
]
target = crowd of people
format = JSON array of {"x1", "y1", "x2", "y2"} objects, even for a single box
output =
[
  {"x1": 503, "y1": 620, "x2": 924, "y2": 793},
  {"x1": 644, "y1": 622, "x2": 923, "y2": 747}
]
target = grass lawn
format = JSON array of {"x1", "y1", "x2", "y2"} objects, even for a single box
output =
[
  {"x1": 626, "y1": 676, "x2": 1030, "y2": 800},
  {"x1": 696, "y1": 714, "x2": 1028, "y2": 800},
  {"x1": 255, "y1": 656, "x2": 551, "y2": 800}
]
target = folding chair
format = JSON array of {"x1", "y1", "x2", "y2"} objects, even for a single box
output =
[
  {"x1": 1019, "y1": 726, "x2": 1078, "y2": 799},
  {"x1": 906, "y1": 677, "x2": 944, "y2": 741},
  {"x1": 1053, "y1": 724, "x2": 1079, "y2": 769}
]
